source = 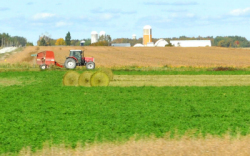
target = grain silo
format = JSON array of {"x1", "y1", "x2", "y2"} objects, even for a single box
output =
[
  {"x1": 91, "y1": 31, "x2": 98, "y2": 44},
  {"x1": 99, "y1": 31, "x2": 106, "y2": 37},
  {"x1": 132, "y1": 34, "x2": 136, "y2": 40},
  {"x1": 143, "y1": 25, "x2": 152, "y2": 45}
]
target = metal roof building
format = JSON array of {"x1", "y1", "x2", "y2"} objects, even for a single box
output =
[
  {"x1": 133, "y1": 43, "x2": 144, "y2": 47},
  {"x1": 147, "y1": 42, "x2": 155, "y2": 47},
  {"x1": 111, "y1": 43, "x2": 131, "y2": 47},
  {"x1": 170, "y1": 40, "x2": 212, "y2": 47},
  {"x1": 155, "y1": 39, "x2": 168, "y2": 47}
]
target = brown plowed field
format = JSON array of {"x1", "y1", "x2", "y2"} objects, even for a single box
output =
[{"x1": 1, "y1": 46, "x2": 250, "y2": 67}]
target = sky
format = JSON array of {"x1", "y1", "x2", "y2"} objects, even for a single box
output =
[{"x1": 1, "y1": 0, "x2": 250, "y2": 45}]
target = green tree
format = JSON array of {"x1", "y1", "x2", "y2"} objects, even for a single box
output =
[
  {"x1": 84, "y1": 39, "x2": 91, "y2": 46},
  {"x1": 90, "y1": 41, "x2": 109, "y2": 46},
  {"x1": 218, "y1": 40, "x2": 226, "y2": 47},
  {"x1": 65, "y1": 32, "x2": 71, "y2": 46},
  {"x1": 0, "y1": 33, "x2": 27, "y2": 47},
  {"x1": 40, "y1": 38, "x2": 46, "y2": 46},
  {"x1": 26, "y1": 42, "x2": 34, "y2": 46},
  {"x1": 55, "y1": 38, "x2": 66, "y2": 45}
]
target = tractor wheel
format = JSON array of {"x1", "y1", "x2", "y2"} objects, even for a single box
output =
[
  {"x1": 86, "y1": 62, "x2": 95, "y2": 70},
  {"x1": 40, "y1": 64, "x2": 47, "y2": 70},
  {"x1": 90, "y1": 72, "x2": 110, "y2": 87},
  {"x1": 64, "y1": 58, "x2": 76, "y2": 69},
  {"x1": 78, "y1": 71, "x2": 93, "y2": 87},
  {"x1": 63, "y1": 71, "x2": 80, "y2": 86}
]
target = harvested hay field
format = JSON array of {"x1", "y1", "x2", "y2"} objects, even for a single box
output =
[{"x1": 1, "y1": 46, "x2": 250, "y2": 67}]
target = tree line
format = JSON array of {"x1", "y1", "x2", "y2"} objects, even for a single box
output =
[
  {"x1": 37, "y1": 32, "x2": 113, "y2": 46},
  {"x1": 0, "y1": 33, "x2": 28, "y2": 47},
  {"x1": 37, "y1": 32, "x2": 92, "y2": 46}
]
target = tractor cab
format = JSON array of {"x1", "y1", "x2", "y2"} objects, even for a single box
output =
[{"x1": 69, "y1": 50, "x2": 83, "y2": 64}]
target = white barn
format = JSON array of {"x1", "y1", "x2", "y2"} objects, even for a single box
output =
[
  {"x1": 155, "y1": 39, "x2": 168, "y2": 47},
  {"x1": 170, "y1": 40, "x2": 211, "y2": 47}
]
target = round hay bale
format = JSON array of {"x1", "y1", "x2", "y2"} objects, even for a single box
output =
[
  {"x1": 63, "y1": 71, "x2": 80, "y2": 86},
  {"x1": 98, "y1": 68, "x2": 114, "y2": 81},
  {"x1": 90, "y1": 72, "x2": 110, "y2": 87},
  {"x1": 78, "y1": 71, "x2": 93, "y2": 87}
]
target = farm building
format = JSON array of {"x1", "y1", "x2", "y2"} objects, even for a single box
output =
[
  {"x1": 147, "y1": 42, "x2": 155, "y2": 47},
  {"x1": 134, "y1": 43, "x2": 144, "y2": 47},
  {"x1": 111, "y1": 43, "x2": 131, "y2": 47},
  {"x1": 170, "y1": 40, "x2": 211, "y2": 47},
  {"x1": 80, "y1": 41, "x2": 85, "y2": 46},
  {"x1": 155, "y1": 39, "x2": 168, "y2": 47}
]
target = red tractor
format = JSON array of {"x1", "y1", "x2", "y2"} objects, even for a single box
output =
[
  {"x1": 36, "y1": 50, "x2": 95, "y2": 70},
  {"x1": 64, "y1": 50, "x2": 95, "y2": 70}
]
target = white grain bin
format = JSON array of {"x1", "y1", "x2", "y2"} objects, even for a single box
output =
[
  {"x1": 132, "y1": 34, "x2": 136, "y2": 40},
  {"x1": 155, "y1": 39, "x2": 168, "y2": 47},
  {"x1": 143, "y1": 25, "x2": 152, "y2": 45},
  {"x1": 91, "y1": 31, "x2": 98, "y2": 44}
]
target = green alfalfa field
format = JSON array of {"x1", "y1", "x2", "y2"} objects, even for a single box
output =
[{"x1": 1, "y1": 68, "x2": 250, "y2": 155}]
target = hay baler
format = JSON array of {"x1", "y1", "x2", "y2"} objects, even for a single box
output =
[{"x1": 36, "y1": 50, "x2": 95, "y2": 70}]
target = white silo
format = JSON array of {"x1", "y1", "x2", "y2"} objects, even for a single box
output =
[
  {"x1": 99, "y1": 31, "x2": 106, "y2": 41},
  {"x1": 143, "y1": 25, "x2": 152, "y2": 45},
  {"x1": 99, "y1": 31, "x2": 106, "y2": 37},
  {"x1": 91, "y1": 31, "x2": 98, "y2": 44},
  {"x1": 132, "y1": 34, "x2": 136, "y2": 40}
]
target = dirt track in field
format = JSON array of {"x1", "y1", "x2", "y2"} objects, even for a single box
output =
[{"x1": 1, "y1": 46, "x2": 250, "y2": 67}]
